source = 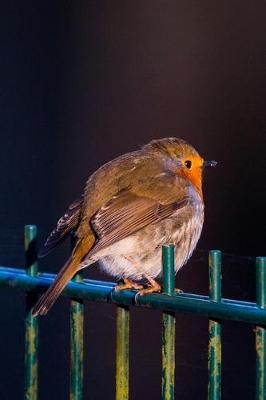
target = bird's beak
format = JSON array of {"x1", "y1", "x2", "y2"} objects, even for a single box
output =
[{"x1": 203, "y1": 160, "x2": 218, "y2": 168}]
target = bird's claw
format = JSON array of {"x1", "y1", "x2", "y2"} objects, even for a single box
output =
[
  {"x1": 114, "y1": 279, "x2": 144, "y2": 291},
  {"x1": 134, "y1": 283, "x2": 161, "y2": 304},
  {"x1": 134, "y1": 290, "x2": 142, "y2": 304}
]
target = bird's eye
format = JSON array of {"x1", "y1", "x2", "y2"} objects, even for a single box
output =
[{"x1": 184, "y1": 160, "x2": 192, "y2": 169}]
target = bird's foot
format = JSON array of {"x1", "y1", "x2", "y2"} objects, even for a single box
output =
[
  {"x1": 135, "y1": 278, "x2": 161, "y2": 301},
  {"x1": 114, "y1": 278, "x2": 144, "y2": 291}
]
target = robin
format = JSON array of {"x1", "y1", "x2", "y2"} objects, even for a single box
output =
[{"x1": 32, "y1": 137, "x2": 216, "y2": 316}]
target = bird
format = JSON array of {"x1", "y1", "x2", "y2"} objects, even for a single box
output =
[{"x1": 32, "y1": 137, "x2": 217, "y2": 316}]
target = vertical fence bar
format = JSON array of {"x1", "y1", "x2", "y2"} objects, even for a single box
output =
[
  {"x1": 116, "y1": 305, "x2": 130, "y2": 400},
  {"x1": 208, "y1": 250, "x2": 222, "y2": 400},
  {"x1": 24, "y1": 225, "x2": 38, "y2": 400},
  {"x1": 162, "y1": 244, "x2": 175, "y2": 400},
  {"x1": 256, "y1": 257, "x2": 266, "y2": 400},
  {"x1": 70, "y1": 272, "x2": 84, "y2": 400}
]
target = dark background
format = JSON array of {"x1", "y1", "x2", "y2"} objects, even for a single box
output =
[{"x1": 0, "y1": 1, "x2": 265, "y2": 399}]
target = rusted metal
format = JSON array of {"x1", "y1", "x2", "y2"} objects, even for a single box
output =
[
  {"x1": 24, "y1": 225, "x2": 38, "y2": 400},
  {"x1": 116, "y1": 305, "x2": 129, "y2": 400},
  {"x1": 208, "y1": 250, "x2": 222, "y2": 400},
  {"x1": 162, "y1": 245, "x2": 175, "y2": 400},
  {"x1": 70, "y1": 272, "x2": 84, "y2": 400},
  {"x1": 256, "y1": 257, "x2": 266, "y2": 400}
]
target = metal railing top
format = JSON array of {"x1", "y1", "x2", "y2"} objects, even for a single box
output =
[
  {"x1": 0, "y1": 263, "x2": 266, "y2": 325},
  {"x1": 0, "y1": 225, "x2": 265, "y2": 400}
]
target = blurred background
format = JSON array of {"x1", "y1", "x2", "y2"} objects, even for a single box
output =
[{"x1": 0, "y1": 1, "x2": 265, "y2": 399}]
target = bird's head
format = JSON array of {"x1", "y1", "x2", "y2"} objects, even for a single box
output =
[{"x1": 144, "y1": 137, "x2": 217, "y2": 197}]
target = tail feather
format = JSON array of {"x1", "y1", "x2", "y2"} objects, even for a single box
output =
[{"x1": 31, "y1": 257, "x2": 79, "y2": 317}]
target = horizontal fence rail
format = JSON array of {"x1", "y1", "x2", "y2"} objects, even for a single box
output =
[
  {"x1": 0, "y1": 225, "x2": 265, "y2": 400},
  {"x1": 2, "y1": 266, "x2": 266, "y2": 325}
]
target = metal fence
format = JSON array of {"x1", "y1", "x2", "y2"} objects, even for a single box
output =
[{"x1": 0, "y1": 225, "x2": 265, "y2": 400}]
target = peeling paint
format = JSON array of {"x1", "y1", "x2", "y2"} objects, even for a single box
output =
[
  {"x1": 162, "y1": 312, "x2": 175, "y2": 400},
  {"x1": 116, "y1": 306, "x2": 129, "y2": 400},
  {"x1": 208, "y1": 251, "x2": 222, "y2": 400},
  {"x1": 256, "y1": 257, "x2": 266, "y2": 399},
  {"x1": 70, "y1": 273, "x2": 84, "y2": 400},
  {"x1": 24, "y1": 225, "x2": 38, "y2": 400}
]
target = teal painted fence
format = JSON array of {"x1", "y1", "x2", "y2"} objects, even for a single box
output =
[{"x1": 0, "y1": 225, "x2": 265, "y2": 399}]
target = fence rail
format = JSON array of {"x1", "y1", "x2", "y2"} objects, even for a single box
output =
[{"x1": 0, "y1": 225, "x2": 265, "y2": 399}]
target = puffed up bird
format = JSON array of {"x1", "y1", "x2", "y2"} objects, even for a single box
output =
[{"x1": 32, "y1": 137, "x2": 217, "y2": 316}]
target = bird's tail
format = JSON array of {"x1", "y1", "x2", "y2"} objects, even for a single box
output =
[{"x1": 31, "y1": 256, "x2": 80, "y2": 317}]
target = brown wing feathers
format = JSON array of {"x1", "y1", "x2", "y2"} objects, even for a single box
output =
[
  {"x1": 39, "y1": 197, "x2": 83, "y2": 258},
  {"x1": 89, "y1": 190, "x2": 189, "y2": 256}
]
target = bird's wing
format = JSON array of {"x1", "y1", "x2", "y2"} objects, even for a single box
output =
[
  {"x1": 39, "y1": 197, "x2": 84, "y2": 258},
  {"x1": 89, "y1": 179, "x2": 190, "y2": 256}
]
